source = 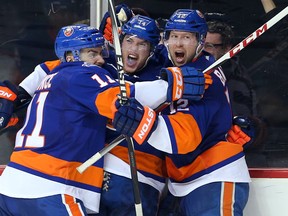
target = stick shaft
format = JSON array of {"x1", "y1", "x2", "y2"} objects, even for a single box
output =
[
  {"x1": 108, "y1": 0, "x2": 127, "y2": 104},
  {"x1": 107, "y1": 1, "x2": 143, "y2": 215},
  {"x1": 203, "y1": 6, "x2": 288, "y2": 73},
  {"x1": 76, "y1": 135, "x2": 125, "y2": 173}
]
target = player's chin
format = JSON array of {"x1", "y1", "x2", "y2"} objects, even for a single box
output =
[
  {"x1": 173, "y1": 59, "x2": 186, "y2": 67},
  {"x1": 124, "y1": 65, "x2": 137, "y2": 74}
]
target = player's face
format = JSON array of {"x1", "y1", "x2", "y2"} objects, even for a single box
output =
[
  {"x1": 121, "y1": 35, "x2": 151, "y2": 74},
  {"x1": 204, "y1": 32, "x2": 226, "y2": 60},
  {"x1": 80, "y1": 47, "x2": 105, "y2": 66},
  {"x1": 166, "y1": 31, "x2": 198, "y2": 67}
]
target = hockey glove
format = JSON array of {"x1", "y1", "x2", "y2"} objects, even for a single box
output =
[
  {"x1": 112, "y1": 98, "x2": 157, "y2": 145},
  {"x1": 160, "y1": 66, "x2": 213, "y2": 102},
  {"x1": 226, "y1": 116, "x2": 254, "y2": 149},
  {"x1": 0, "y1": 80, "x2": 19, "y2": 129},
  {"x1": 99, "y1": 4, "x2": 133, "y2": 45}
]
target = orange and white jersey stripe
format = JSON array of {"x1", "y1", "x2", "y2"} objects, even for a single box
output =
[
  {"x1": 62, "y1": 194, "x2": 86, "y2": 216},
  {"x1": 167, "y1": 150, "x2": 251, "y2": 197},
  {"x1": 104, "y1": 152, "x2": 167, "y2": 193},
  {"x1": 19, "y1": 60, "x2": 61, "y2": 96},
  {"x1": 0, "y1": 166, "x2": 101, "y2": 213}
]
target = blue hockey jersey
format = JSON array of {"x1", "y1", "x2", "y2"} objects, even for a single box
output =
[
  {"x1": 146, "y1": 53, "x2": 251, "y2": 196},
  {"x1": 0, "y1": 61, "x2": 125, "y2": 212},
  {"x1": 104, "y1": 45, "x2": 168, "y2": 192}
]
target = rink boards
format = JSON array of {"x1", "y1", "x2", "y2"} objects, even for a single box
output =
[{"x1": 1, "y1": 166, "x2": 287, "y2": 215}]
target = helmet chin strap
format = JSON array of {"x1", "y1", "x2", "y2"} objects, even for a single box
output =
[
  {"x1": 137, "y1": 51, "x2": 154, "y2": 72},
  {"x1": 164, "y1": 42, "x2": 177, "y2": 66},
  {"x1": 193, "y1": 43, "x2": 204, "y2": 60}
]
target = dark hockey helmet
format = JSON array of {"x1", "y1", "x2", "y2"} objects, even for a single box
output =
[
  {"x1": 55, "y1": 24, "x2": 105, "y2": 62},
  {"x1": 164, "y1": 9, "x2": 208, "y2": 46},
  {"x1": 121, "y1": 15, "x2": 161, "y2": 49}
]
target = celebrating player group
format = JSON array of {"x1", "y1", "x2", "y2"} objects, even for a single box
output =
[{"x1": 0, "y1": 2, "x2": 257, "y2": 216}]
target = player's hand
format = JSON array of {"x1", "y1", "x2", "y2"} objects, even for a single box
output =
[
  {"x1": 226, "y1": 116, "x2": 254, "y2": 149},
  {"x1": 160, "y1": 66, "x2": 212, "y2": 102},
  {"x1": 112, "y1": 98, "x2": 157, "y2": 145},
  {"x1": 0, "y1": 80, "x2": 18, "y2": 129},
  {"x1": 99, "y1": 4, "x2": 133, "y2": 45}
]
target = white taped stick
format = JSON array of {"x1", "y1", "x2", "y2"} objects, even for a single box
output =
[
  {"x1": 76, "y1": 135, "x2": 125, "y2": 174},
  {"x1": 203, "y1": 6, "x2": 288, "y2": 73},
  {"x1": 107, "y1": 1, "x2": 143, "y2": 216}
]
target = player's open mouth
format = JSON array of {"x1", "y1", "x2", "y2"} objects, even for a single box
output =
[
  {"x1": 126, "y1": 54, "x2": 138, "y2": 67},
  {"x1": 175, "y1": 51, "x2": 184, "y2": 62}
]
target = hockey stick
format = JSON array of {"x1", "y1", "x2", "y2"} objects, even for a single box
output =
[
  {"x1": 76, "y1": 5, "x2": 288, "y2": 174},
  {"x1": 203, "y1": 6, "x2": 288, "y2": 73},
  {"x1": 107, "y1": 1, "x2": 143, "y2": 215},
  {"x1": 76, "y1": 100, "x2": 168, "y2": 170},
  {"x1": 77, "y1": 134, "x2": 125, "y2": 173},
  {"x1": 76, "y1": 105, "x2": 166, "y2": 168}
]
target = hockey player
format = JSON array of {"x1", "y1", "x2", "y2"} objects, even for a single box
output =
[
  {"x1": 0, "y1": 24, "x2": 208, "y2": 215},
  {"x1": 112, "y1": 9, "x2": 251, "y2": 216},
  {"x1": 98, "y1": 15, "x2": 171, "y2": 216}
]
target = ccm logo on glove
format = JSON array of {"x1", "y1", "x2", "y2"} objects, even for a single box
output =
[{"x1": 133, "y1": 107, "x2": 156, "y2": 143}]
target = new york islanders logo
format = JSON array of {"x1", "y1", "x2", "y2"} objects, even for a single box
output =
[{"x1": 63, "y1": 27, "x2": 74, "y2": 37}]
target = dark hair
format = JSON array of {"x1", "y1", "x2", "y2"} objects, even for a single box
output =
[
  {"x1": 207, "y1": 21, "x2": 234, "y2": 49},
  {"x1": 156, "y1": 17, "x2": 168, "y2": 32},
  {"x1": 131, "y1": 7, "x2": 150, "y2": 17}
]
